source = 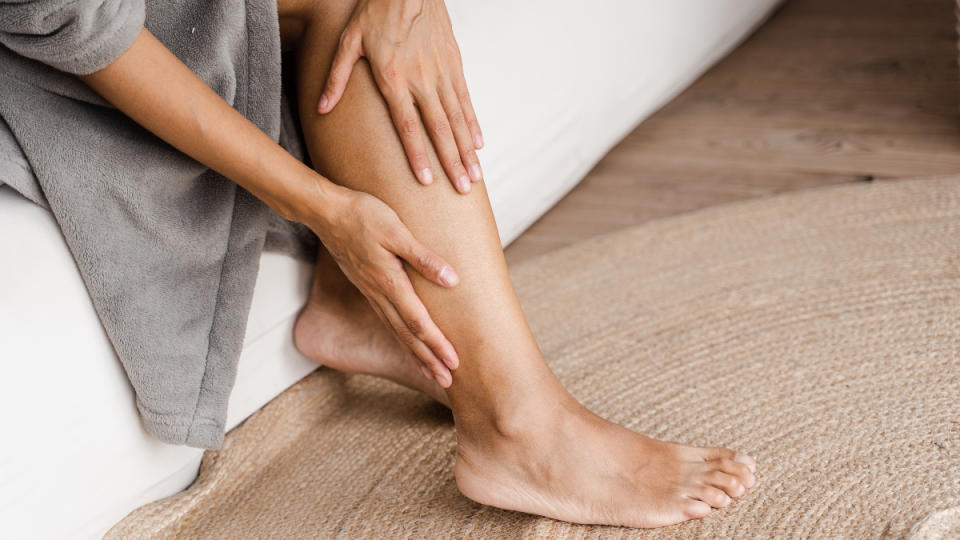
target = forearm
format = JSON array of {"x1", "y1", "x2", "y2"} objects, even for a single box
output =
[{"x1": 79, "y1": 27, "x2": 337, "y2": 225}]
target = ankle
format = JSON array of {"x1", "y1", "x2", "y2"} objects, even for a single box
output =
[{"x1": 452, "y1": 380, "x2": 582, "y2": 448}]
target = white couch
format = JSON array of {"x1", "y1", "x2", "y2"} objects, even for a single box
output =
[{"x1": 0, "y1": 1, "x2": 781, "y2": 537}]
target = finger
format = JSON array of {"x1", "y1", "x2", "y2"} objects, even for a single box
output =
[
  {"x1": 439, "y1": 83, "x2": 482, "y2": 183},
  {"x1": 419, "y1": 364, "x2": 435, "y2": 381},
  {"x1": 379, "y1": 296, "x2": 454, "y2": 385},
  {"x1": 369, "y1": 301, "x2": 436, "y2": 382},
  {"x1": 451, "y1": 71, "x2": 483, "y2": 149},
  {"x1": 385, "y1": 226, "x2": 459, "y2": 288},
  {"x1": 318, "y1": 26, "x2": 363, "y2": 114},
  {"x1": 378, "y1": 270, "x2": 460, "y2": 371},
  {"x1": 381, "y1": 90, "x2": 434, "y2": 185},
  {"x1": 417, "y1": 92, "x2": 471, "y2": 193}
]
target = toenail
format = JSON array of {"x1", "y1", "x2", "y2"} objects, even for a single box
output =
[{"x1": 734, "y1": 453, "x2": 756, "y2": 472}]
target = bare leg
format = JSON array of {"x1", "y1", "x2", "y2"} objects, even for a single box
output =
[
  {"x1": 288, "y1": 0, "x2": 757, "y2": 528},
  {"x1": 295, "y1": 247, "x2": 450, "y2": 405}
]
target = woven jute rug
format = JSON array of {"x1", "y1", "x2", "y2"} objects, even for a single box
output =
[{"x1": 108, "y1": 177, "x2": 960, "y2": 539}]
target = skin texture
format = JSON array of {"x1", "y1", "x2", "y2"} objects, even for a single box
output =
[
  {"x1": 75, "y1": 0, "x2": 762, "y2": 527},
  {"x1": 289, "y1": 0, "x2": 760, "y2": 528},
  {"x1": 79, "y1": 28, "x2": 459, "y2": 385},
  {"x1": 316, "y1": 0, "x2": 484, "y2": 192},
  {"x1": 295, "y1": 247, "x2": 451, "y2": 404}
]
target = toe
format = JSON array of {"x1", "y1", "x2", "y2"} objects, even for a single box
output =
[
  {"x1": 734, "y1": 452, "x2": 757, "y2": 473},
  {"x1": 701, "y1": 447, "x2": 756, "y2": 473},
  {"x1": 703, "y1": 446, "x2": 737, "y2": 461},
  {"x1": 690, "y1": 486, "x2": 732, "y2": 508},
  {"x1": 703, "y1": 470, "x2": 746, "y2": 498},
  {"x1": 711, "y1": 458, "x2": 756, "y2": 489},
  {"x1": 683, "y1": 499, "x2": 712, "y2": 520}
]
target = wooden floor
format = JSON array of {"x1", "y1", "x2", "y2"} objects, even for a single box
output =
[{"x1": 504, "y1": 0, "x2": 960, "y2": 264}]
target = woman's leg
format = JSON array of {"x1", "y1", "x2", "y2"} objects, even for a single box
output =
[
  {"x1": 288, "y1": 0, "x2": 756, "y2": 528},
  {"x1": 296, "y1": 246, "x2": 451, "y2": 405}
]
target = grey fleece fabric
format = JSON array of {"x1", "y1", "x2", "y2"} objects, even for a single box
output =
[{"x1": 0, "y1": 0, "x2": 307, "y2": 449}]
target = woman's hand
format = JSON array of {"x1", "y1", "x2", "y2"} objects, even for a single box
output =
[
  {"x1": 311, "y1": 185, "x2": 460, "y2": 386},
  {"x1": 316, "y1": 0, "x2": 484, "y2": 194},
  {"x1": 79, "y1": 28, "x2": 459, "y2": 385}
]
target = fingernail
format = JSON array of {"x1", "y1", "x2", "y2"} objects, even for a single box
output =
[
  {"x1": 473, "y1": 133, "x2": 484, "y2": 149},
  {"x1": 468, "y1": 163, "x2": 483, "y2": 182},
  {"x1": 458, "y1": 175, "x2": 471, "y2": 193},
  {"x1": 418, "y1": 168, "x2": 434, "y2": 185},
  {"x1": 420, "y1": 365, "x2": 433, "y2": 380},
  {"x1": 437, "y1": 370, "x2": 452, "y2": 387},
  {"x1": 438, "y1": 265, "x2": 459, "y2": 287},
  {"x1": 445, "y1": 353, "x2": 460, "y2": 370},
  {"x1": 318, "y1": 94, "x2": 329, "y2": 113},
  {"x1": 734, "y1": 453, "x2": 756, "y2": 473}
]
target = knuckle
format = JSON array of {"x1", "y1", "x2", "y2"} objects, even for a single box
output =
[
  {"x1": 431, "y1": 119, "x2": 451, "y2": 136},
  {"x1": 405, "y1": 317, "x2": 426, "y2": 338},
  {"x1": 338, "y1": 27, "x2": 353, "y2": 46},
  {"x1": 378, "y1": 272, "x2": 399, "y2": 293},
  {"x1": 400, "y1": 117, "x2": 419, "y2": 136},
  {"x1": 411, "y1": 151, "x2": 429, "y2": 165},
  {"x1": 449, "y1": 110, "x2": 466, "y2": 125},
  {"x1": 387, "y1": 227, "x2": 407, "y2": 247},
  {"x1": 417, "y1": 253, "x2": 438, "y2": 273},
  {"x1": 345, "y1": 27, "x2": 362, "y2": 47},
  {"x1": 394, "y1": 325, "x2": 416, "y2": 345},
  {"x1": 411, "y1": 60, "x2": 426, "y2": 80},
  {"x1": 381, "y1": 61, "x2": 401, "y2": 84}
]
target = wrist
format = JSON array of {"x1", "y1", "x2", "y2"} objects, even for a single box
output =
[{"x1": 285, "y1": 170, "x2": 349, "y2": 235}]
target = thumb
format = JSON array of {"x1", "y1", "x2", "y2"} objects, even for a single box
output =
[
  {"x1": 318, "y1": 27, "x2": 362, "y2": 114},
  {"x1": 394, "y1": 231, "x2": 459, "y2": 288}
]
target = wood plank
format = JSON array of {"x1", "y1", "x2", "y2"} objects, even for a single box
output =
[{"x1": 505, "y1": 0, "x2": 960, "y2": 264}]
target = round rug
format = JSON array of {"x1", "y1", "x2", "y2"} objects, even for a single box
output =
[{"x1": 108, "y1": 177, "x2": 960, "y2": 539}]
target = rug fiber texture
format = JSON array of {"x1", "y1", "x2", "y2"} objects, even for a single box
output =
[{"x1": 108, "y1": 178, "x2": 960, "y2": 539}]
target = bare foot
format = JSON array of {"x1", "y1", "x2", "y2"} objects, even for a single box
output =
[
  {"x1": 455, "y1": 403, "x2": 757, "y2": 528},
  {"x1": 297, "y1": 252, "x2": 756, "y2": 528},
  {"x1": 294, "y1": 250, "x2": 450, "y2": 406}
]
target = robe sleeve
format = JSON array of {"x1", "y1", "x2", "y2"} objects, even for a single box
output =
[{"x1": 0, "y1": 0, "x2": 145, "y2": 75}]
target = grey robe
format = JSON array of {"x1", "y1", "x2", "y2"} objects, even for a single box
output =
[{"x1": 0, "y1": 0, "x2": 312, "y2": 449}]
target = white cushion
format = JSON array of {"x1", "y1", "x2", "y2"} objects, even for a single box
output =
[
  {"x1": 0, "y1": 1, "x2": 780, "y2": 537},
  {"x1": 453, "y1": 0, "x2": 782, "y2": 244}
]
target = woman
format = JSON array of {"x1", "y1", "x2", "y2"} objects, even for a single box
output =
[{"x1": 0, "y1": 0, "x2": 756, "y2": 528}]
